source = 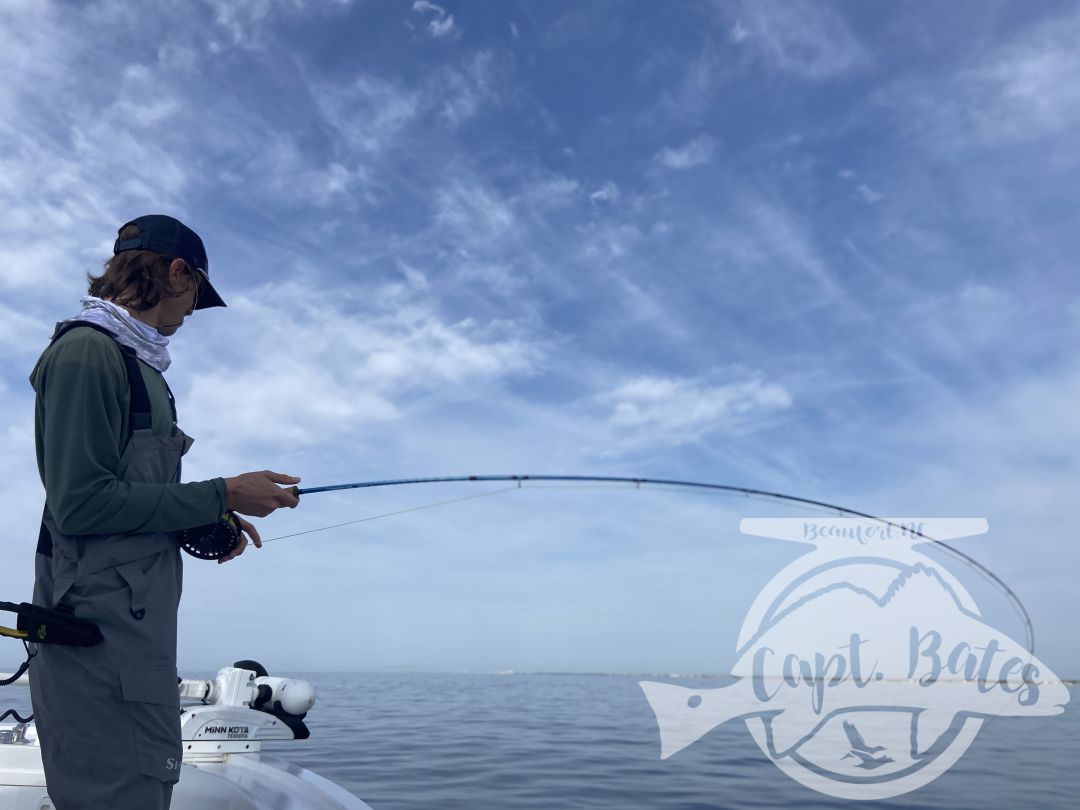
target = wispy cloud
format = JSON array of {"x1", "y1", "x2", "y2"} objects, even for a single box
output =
[
  {"x1": 894, "y1": 12, "x2": 1080, "y2": 150},
  {"x1": 434, "y1": 51, "x2": 497, "y2": 127},
  {"x1": 0, "y1": 305, "x2": 54, "y2": 364},
  {"x1": 434, "y1": 177, "x2": 516, "y2": 246},
  {"x1": 412, "y1": 0, "x2": 458, "y2": 40},
  {"x1": 650, "y1": 0, "x2": 868, "y2": 127},
  {"x1": 656, "y1": 134, "x2": 715, "y2": 170},
  {"x1": 312, "y1": 73, "x2": 421, "y2": 155},
  {"x1": 177, "y1": 278, "x2": 543, "y2": 449},
  {"x1": 725, "y1": 0, "x2": 870, "y2": 79},
  {"x1": 210, "y1": 0, "x2": 354, "y2": 49},
  {"x1": 854, "y1": 183, "x2": 883, "y2": 204},
  {"x1": 598, "y1": 373, "x2": 792, "y2": 450},
  {"x1": 589, "y1": 182, "x2": 620, "y2": 204},
  {"x1": 705, "y1": 197, "x2": 846, "y2": 301}
]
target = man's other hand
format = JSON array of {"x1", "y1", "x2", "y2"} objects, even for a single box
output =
[{"x1": 217, "y1": 514, "x2": 262, "y2": 564}]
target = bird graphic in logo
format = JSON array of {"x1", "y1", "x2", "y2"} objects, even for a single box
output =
[
  {"x1": 639, "y1": 518, "x2": 1070, "y2": 800},
  {"x1": 840, "y1": 720, "x2": 893, "y2": 769}
]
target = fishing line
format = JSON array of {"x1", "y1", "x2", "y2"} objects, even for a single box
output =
[
  {"x1": 189, "y1": 473, "x2": 1034, "y2": 653},
  {"x1": 258, "y1": 485, "x2": 520, "y2": 544}
]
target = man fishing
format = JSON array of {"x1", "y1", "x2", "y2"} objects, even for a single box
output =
[{"x1": 28, "y1": 214, "x2": 301, "y2": 809}]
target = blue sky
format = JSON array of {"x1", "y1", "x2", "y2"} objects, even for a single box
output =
[{"x1": 0, "y1": 0, "x2": 1077, "y2": 677}]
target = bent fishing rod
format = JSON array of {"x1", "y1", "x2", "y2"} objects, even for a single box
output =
[{"x1": 180, "y1": 473, "x2": 1035, "y2": 654}]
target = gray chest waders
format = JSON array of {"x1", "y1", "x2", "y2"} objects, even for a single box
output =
[{"x1": 30, "y1": 322, "x2": 193, "y2": 810}]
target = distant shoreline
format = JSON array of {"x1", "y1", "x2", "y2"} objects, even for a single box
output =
[
  {"x1": 462, "y1": 672, "x2": 1080, "y2": 685},
  {"x1": 9, "y1": 666, "x2": 1073, "y2": 685}
]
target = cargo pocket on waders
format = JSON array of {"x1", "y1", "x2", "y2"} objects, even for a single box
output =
[{"x1": 118, "y1": 665, "x2": 183, "y2": 783}]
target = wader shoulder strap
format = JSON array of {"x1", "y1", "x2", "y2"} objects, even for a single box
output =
[
  {"x1": 49, "y1": 321, "x2": 152, "y2": 431},
  {"x1": 162, "y1": 376, "x2": 178, "y2": 426}
]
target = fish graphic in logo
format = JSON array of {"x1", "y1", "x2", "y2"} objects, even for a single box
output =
[{"x1": 640, "y1": 518, "x2": 1070, "y2": 800}]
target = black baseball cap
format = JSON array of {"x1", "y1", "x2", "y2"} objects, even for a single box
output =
[{"x1": 113, "y1": 214, "x2": 226, "y2": 309}]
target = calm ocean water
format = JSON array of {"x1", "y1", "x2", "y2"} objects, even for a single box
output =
[
  {"x1": 267, "y1": 673, "x2": 1077, "y2": 809},
  {"x1": 3, "y1": 673, "x2": 1076, "y2": 808}
]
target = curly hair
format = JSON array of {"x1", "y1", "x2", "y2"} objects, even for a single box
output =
[{"x1": 87, "y1": 223, "x2": 191, "y2": 311}]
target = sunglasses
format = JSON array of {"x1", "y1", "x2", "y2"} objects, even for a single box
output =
[{"x1": 187, "y1": 265, "x2": 205, "y2": 310}]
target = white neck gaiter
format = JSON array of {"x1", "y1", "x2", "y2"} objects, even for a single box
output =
[{"x1": 68, "y1": 296, "x2": 172, "y2": 372}]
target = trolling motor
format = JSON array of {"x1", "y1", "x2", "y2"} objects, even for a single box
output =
[{"x1": 178, "y1": 660, "x2": 315, "y2": 750}]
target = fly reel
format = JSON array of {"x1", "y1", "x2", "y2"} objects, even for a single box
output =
[{"x1": 181, "y1": 511, "x2": 242, "y2": 560}]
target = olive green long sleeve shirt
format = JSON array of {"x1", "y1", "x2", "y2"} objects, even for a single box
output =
[{"x1": 30, "y1": 326, "x2": 227, "y2": 536}]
